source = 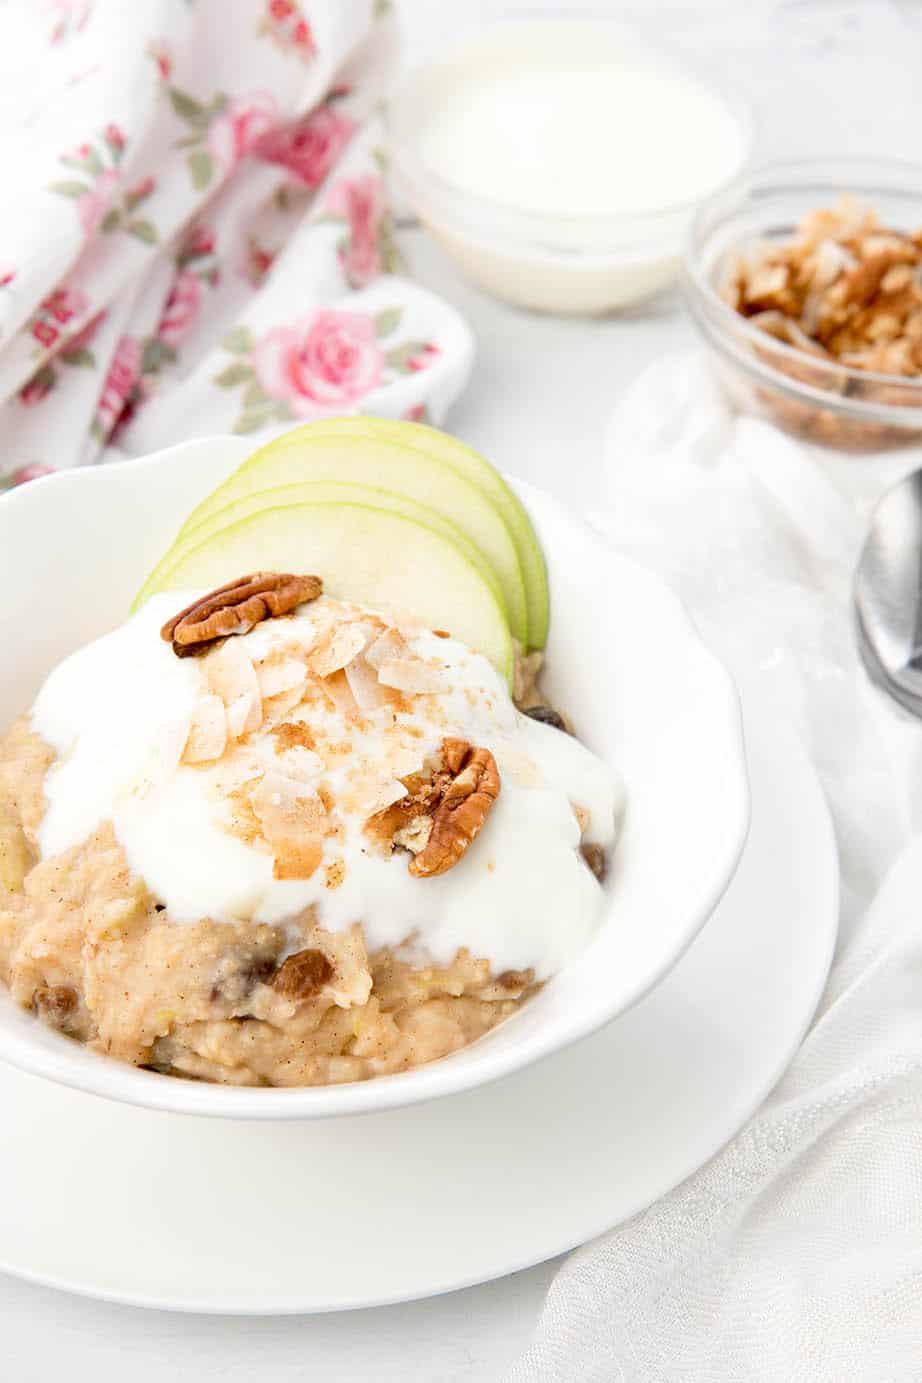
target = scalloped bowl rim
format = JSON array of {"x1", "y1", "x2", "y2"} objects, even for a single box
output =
[{"x1": 0, "y1": 438, "x2": 750, "y2": 1119}]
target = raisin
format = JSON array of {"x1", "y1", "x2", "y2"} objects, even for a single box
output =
[
  {"x1": 497, "y1": 968, "x2": 533, "y2": 991},
  {"x1": 580, "y1": 843, "x2": 607, "y2": 882},
  {"x1": 272, "y1": 948, "x2": 334, "y2": 1001},
  {"x1": 524, "y1": 705, "x2": 567, "y2": 732},
  {"x1": 32, "y1": 984, "x2": 78, "y2": 1028}
]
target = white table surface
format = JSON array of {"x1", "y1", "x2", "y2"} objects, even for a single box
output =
[{"x1": 3, "y1": 1, "x2": 920, "y2": 1378}]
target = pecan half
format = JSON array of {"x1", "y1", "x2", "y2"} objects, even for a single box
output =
[
  {"x1": 409, "y1": 738, "x2": 500, "y2": 878},
  {"x1": 161, "y1": 572, "x2": 322, "y2": 657},
  {"x1": 271, "y1": 948, "x2": 334, "y2": 1001}
]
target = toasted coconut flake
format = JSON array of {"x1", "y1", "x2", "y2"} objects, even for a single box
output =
[
  {"x1": 345, "y1": 655, "x2": 394, "y2": 711},
  {"x1": 205, "y1": 640, "x2": 262, "y2": 734},
  {"x1": 225, "y1": 692, "x2": 260, "y2": 739},
  {"x1": 262, "y1": 685, "x2": 307, "y2": 723},
  {"x1": 377, "y1": 658, "x2": 449, "y2": 694},
  {"x1": 256, "y1": 656, "x2": 307, "y2": 701},
  {"x1": 308, "y1": 624, "x2": 369, "y2": 679},
  {"x1": 364, "y1": 628, "x2": 410, "y2": 670},
  {"x1": 249, "y1": 772, "x2": 327, "y2": 880},
  {"x1": 274, "y1": 745, "x2": 323, "y2": 781},
  {"x1": 183, "y1": 694, "x2": 228, "y2": 764},
  {"x1": 322, "y1": 668, "x2": 360, "y2": 719}
]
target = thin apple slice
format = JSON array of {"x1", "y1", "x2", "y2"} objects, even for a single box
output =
[
  {"x1": 274, "y1": 417, "x2": 550, "y2": 649},
  {"x1": 145, "y1": 502, "x2": 514, "y2": 684},
  {"x1": 133, "y1": 481, "x2": 508, "y2": 624},
  {"x1": 171, "y1": 432, "x2": 529, "y2": 648}
]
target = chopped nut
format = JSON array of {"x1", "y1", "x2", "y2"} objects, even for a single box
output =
[
  {"x1": 393, "y1": 813, "x2": 433, "y2": 855},
  {"x1": 161, "y1": 572, "x2": 322, "y2": 657},
  {"x1": 728, "y1": 200, "x2": 922, "y2": 378},
  {"x1": 724, "y1": 197, "x2": 922, "y2": 449},
  {"x1": 365, "y1": 738, "x2": 500, "y2": 877},
  {"x1": 410, "y1": 739, "x2": 501, "y2": 878},
  {"x1": 272, "y1": 948, "x2": 334, "y2": 1001}
]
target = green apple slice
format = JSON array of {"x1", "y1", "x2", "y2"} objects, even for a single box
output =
[
  {"x1": 277, "y1": 418, "x2": 550, "y2": 649},
  {"x1": 174, "y1": 433, "x2": 529, "y2": 648},
  {"x1": 148, "y1": 502, "x2": 514, "y2": 684},
  {"x1": 134, "y1": 480, "x2": 508, "y2": 621}
]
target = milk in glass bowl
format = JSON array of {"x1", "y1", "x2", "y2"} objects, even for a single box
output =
[{"x1": 388, "y1": 14, "x2": 752, "y2": 314}]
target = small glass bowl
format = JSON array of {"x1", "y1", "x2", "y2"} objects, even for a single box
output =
[
  {"x1": 388, "y1": 14, "x2": 752, "y2": 315},
  {"x1": 683, "y1": 157, "x2": 922, "y2": 453}
]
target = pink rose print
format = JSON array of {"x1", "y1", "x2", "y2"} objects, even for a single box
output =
[
  {"x1": 407, "y1": 343, "x2": 441, "y2": 372},
  {"x1": 47, "y1": 0, "x2": 91, "y2": 45},
  {"x1": 261, "y1": 0, "x2": 317, "y2": 60},
  {"x1": 48, "y1": 126, "x2": 157, "y2": 243},
  {"x1": 125, "y1": 174, "x2": 156, "y2": 207},
  {"x1": 242, "y1": 237, "x2": 276, "y2": 287},
  {"x1": 19, "y1": 367, "x2": 55, "y2": 407},
  {"x1": 147, "y1": 37, "x2": 172, "y2": 81},
  {"x1": 214, "y1": 308, "x2": 423, "y2": 434},
  {"x1": 93, "y1": 336, "x2": 142, "y2": 440},
  {"x1": 157, "y1": 270, "x2": 203, "y2": 347},
  {"x1": 45, "y1": 287, "x2": 88, "y2": 327},
  {"x1": 254, "y1": 104, "x2": 355, "y2": 188},
  {"x1": 325, "y1": 174, "x2": 388, "y2": 288},
  {"x1": 77, "y1": 167, "x2": 119, "y2": 238},
  {"x1": 28, "y1": 287, "x2": 90, "y2": 352},
  {"x1": 402, "y1": 403, "x2": 431, "y2": 423},
  {"x1": 185, "y1": 223, "x2": 216, "y2": 258},
  {"x1": 0, "y1": 269, "x2": 14, "y2": 287},
  {"x1": 252, "y1": 310, "x2": 383, "y2": 414},
  {"x1": 208, "y1": 92, "x2": 278, "y2": 170}
]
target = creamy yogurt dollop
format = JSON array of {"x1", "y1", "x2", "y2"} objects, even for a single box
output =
[{"x1": 31, "y1": 594, "x2": 623, "y2": 978}]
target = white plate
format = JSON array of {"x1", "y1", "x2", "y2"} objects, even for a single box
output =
[{"x1": 0, "y1": 701, "x2": 836, "y2": 1312}]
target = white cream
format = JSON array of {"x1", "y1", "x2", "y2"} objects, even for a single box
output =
[
  {"x1": 417, "y1": 53, "x2": 746, "y2": 220},
  {"x1": 391, "y1": 20, "x2": 749, "y2": 313},
  {"x1": 32, "y1": 596, "x2": 623, "y2": 979}
]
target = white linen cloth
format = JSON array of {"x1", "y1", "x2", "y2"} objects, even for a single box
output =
[
  {"x1": 511, "y1": 356, "x2": 922, "y2": 1382},
  {"x1": 0, "y1": 0, "x2": 472, "y2": 491}
]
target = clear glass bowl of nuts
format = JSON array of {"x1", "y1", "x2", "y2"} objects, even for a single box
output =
[{"x1": 683, "y1": 157, "x2": 922, "y2": 452}]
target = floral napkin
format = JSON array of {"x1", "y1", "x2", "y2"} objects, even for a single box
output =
[{"x1": 0, "y1": 0, "x2": 473, "y2": 491}]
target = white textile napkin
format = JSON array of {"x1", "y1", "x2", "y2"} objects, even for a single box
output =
[
  {"x1": 510, "y1": 356, "x2": 922, "y2": 1383},
  {"x1": 0, "y1": 0, "x2": 472, "y2": 491}
]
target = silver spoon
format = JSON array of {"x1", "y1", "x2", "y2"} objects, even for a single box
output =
[{"x1": 854, "y1": 467, "x2": 922, "y2": 713}]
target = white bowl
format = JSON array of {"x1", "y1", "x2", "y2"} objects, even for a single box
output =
[{"x1": 0, "y1": 438, "x2": 749, "y2": 1118}]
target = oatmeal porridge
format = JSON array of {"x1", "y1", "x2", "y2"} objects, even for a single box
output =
[{"x1": 0, "y1": 575, "x2": 621, "y2": 1087}]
